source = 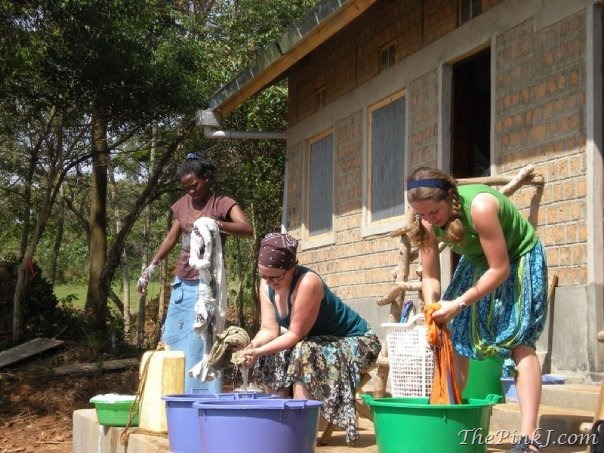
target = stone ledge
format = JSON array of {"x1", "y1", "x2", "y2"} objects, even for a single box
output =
[{"x1": 72, "y1": 409, "x2": 169, "y2": 453}]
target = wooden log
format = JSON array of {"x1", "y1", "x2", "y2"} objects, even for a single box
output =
[
  {"x1": 389, "y1": 209, "x2": 416, "y2": 238},
  {"x1": 53, "y1": 358, "x2": 139, "y2": 376},
  {"x1": 377, "y1": 281, "x2": 422, "y2": 306},
  {"x1": 373, "y1": 362, "x2": 389, "y2": 398},
  {"x1": 548, "y1": 274, "x2": 558, "y2": 305},
  {"x1": 376, "y1": 355, "x2": 390, "y2": 367},
  {"x1": 456, "y1": 165, "x2": 543, "y2": 190}
]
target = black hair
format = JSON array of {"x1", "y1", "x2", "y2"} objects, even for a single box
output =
[{"x1": 177, "y1": 152, "x2": 216, "y2": 180}]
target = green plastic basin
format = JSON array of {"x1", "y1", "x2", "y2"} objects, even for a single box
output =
[
  {"x1": 361, "y1": 394, "x2": 502, "y2": 453},
  {"x1": 89, "y1": 394, "x2": 139, "y2": 427}
]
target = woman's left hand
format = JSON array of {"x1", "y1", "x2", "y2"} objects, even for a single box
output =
[{"x1": 432, "y1": 300, "x2": 462, "y2": 324}]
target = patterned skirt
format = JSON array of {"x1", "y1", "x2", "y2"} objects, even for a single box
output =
[
  {"x1": 250, "y1": 331, "x2": 381, "y2": 443},
  {"x1": 444, "y1": 241, "x2": 548, "y2": 376}
]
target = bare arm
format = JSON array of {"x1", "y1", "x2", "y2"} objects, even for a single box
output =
[
  {"x1": 248, "y1": 280, "x2": 282, "y2": 348},
  {"x1": 255, "y1": 273, "x2": 322, "y2": 356},
  {"x1": 150, "y1": 219, "x2": 182, "y2": 265},
  {"x1": 461, "y1": 193, "x2": 510, "y2": 303},
  {"x1": 432, "y1": 193, "x2": 510, "y2": 323},
  {"x1": 244, "y1": 272, "x2": 323, "y2": 367},
  {"x1": 136, "y1": 219, "x2": 181, "y2": 294},
  {"x1": 419, "y1": 219, "x2": 442, "y2": 305},
  {"x1": 219, "y1": 204, "x2": 253, "y2": 236}
]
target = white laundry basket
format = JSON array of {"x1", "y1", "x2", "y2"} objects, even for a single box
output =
[{"x1": 382, "y1": 314, "x2": 434, "y2": 397}]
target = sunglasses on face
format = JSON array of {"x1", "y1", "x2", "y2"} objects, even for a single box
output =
[{"x1": 257, "y1": 268, "x2": 289, "y2": 282}]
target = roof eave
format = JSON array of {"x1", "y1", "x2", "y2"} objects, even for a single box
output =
[{"x1": 208, "y1": 0, "x2": 378, "y2": 119}]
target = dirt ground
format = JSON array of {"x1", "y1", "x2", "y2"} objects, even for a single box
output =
[
  {"x1": 0, "y1": 342, "x2": 593, "y2": 453},
  {"x1": 0, "y1": 343, "x2": 140, "y2": 453}
]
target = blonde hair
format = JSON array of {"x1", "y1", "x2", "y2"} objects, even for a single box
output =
[{"x1": 406, "y1": 167, "x2": 464, "y2": 248}]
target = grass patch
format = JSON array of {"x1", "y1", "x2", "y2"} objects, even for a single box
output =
[{"x1": 54, "y1": 281, "x2": 163, "y2": 313}]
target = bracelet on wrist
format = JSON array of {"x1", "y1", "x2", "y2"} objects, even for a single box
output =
[{"x1": 456, "y1": 297, "x2": 468, "y2": 310}]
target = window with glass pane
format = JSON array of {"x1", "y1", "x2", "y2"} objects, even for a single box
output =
[
  {"x1": 371, "y1": 97, "x2": 405, "y2": 221},
  {"x1": 309, "y1": 134, "x2": 333, "y2": 235}
]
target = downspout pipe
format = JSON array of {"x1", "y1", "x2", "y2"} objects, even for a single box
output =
[
  {"x1": 197, "y1": 109, "x2": 286, "y2": 140},
  {"x1": 197, "y1": 108, "x2": 289, "y2": 231},
  {"x1": 202, "y1": 126, "x2": 286, "y2": 140}
]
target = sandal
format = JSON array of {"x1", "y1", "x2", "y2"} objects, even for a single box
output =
[{"x1": 507, "y1": 436, "x2": 542, "y2": 452}]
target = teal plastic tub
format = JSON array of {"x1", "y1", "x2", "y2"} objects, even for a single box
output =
[{"x1": 362, "y1": 394, "x2": 502, "y2": 453}]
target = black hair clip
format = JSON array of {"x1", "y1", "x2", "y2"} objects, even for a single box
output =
[{"x1": 186, "y1": 152, "x2": 199, "y2": 160}]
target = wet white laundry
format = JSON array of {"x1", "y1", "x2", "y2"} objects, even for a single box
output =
[{"x1": 187, "y1": 217, "x2": 227, "y2": 381}]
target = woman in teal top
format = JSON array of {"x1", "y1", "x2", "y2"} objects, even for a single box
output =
[
  {"x1": 406, "y1": 167, "x2": 547, "y2": 453},
  {"x1": 242, "y1": 233, "x2": 381, "y2": 444}
]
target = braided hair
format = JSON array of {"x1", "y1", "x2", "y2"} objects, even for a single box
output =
[{"x1": 406, "y1": 167, "x2": 464, "y2": 248}]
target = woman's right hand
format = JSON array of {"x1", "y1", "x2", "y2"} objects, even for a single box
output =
[
  {"x1": 431, "y1": 300, "x2": 461, "y2": 324},
  {"x1": 241, "y1": 345, "x2": 258, "y2": 369},
  {"x1": 136, "y1": 262, "x2": 157, "y2": 295}
]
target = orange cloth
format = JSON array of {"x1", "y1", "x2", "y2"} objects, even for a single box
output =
[{"x1": 424, "y1": 303, "x2": 462, "y2": 404}]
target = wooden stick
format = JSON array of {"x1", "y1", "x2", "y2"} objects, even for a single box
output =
[{"x1": 53, "y1": 358, "x2": 139, "y2": 376}]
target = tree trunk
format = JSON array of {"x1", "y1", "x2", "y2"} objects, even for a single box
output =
[
  {"x1": 136, "y1": 128, "x2": 156, "y2": 348},
  {"x1": 12, "y1": 152, "x2": 36, "y2": 342},
  {"x1": 85, "y1": 118, "x2": 196, "y2": 338},
  {"x1": 107, "y1": 157, "x2": 130, "y2": 334},
  {"x1": 12, "y1": 109, "x2": 62, "y2": 342},
  {"x1": 153, "y1": 207, "x2": 173, "y2": 345},
  {"x1": 84, "y1": 101, "x2": 109, "y2": 330},
  {"x1": 12, "y1": 259, "x2": 29, "y2": 342},
  {"x1": 50, "y1": 187, "x2": 65, "y2": 286},
  {"x1": 136, "y1": 204, "x2": 149, "y2": 348},
  {"x1": 234, "y1": 237, "x2": 245, "y2": 328}
]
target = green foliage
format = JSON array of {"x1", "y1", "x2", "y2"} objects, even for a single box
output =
[
  {"x1": 0, "y1": 0, "x2": 323, "y2": 341},
  {"x1": 0, "y1": 260, "x2": 85, "y2": 348}
]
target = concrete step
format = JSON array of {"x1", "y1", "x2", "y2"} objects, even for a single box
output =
[
  {"x1": 490, "y1": 402, "x2": 594, "y2": 439},
  {"x1": 540, "y1": 383, "x2": 600, "y2": 412}
]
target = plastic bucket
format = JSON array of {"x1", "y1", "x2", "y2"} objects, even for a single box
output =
[
  {"x1": 89, "y1": 394, "x2": 138, "y2": 427},
  {"x1": 362, "y1": 394, "x2": 502, "y2": 453},
  {"x1": 163, "y1": 392, "x2": 275, "y2": 453},
  {"x1": 501, "y1": 374, "x2": 566, "y2": 403},
  {"x1": 462, "y1": 356, "x2": 503, "y2": 400},
  {"x1": 193, "y1": 398, "x2": 324, "y2": 453}
]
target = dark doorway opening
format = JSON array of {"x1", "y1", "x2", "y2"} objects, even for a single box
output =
[
  {"x1": 450, "y1": 49, "x2": 491, "y2": 271},
  {"x1": 450, "y1": 49, "x2": 491, "y2": 179}
]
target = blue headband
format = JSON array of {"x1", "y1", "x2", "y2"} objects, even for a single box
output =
[{"x1": 406, "y1": 179, "x2": 451, "y2": 190}]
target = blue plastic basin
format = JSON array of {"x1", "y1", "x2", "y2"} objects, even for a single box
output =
[
  {"x1": 163, "y1": 392, "x2": 275, "y2": 453},
  {"x1": 192, "y1": 398, "x2": 324, "y2": 453}
]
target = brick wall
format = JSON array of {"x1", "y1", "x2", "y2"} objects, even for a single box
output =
[
  {"x1": 289, "y1": 0, "x2": 505, "y2": 124},
  {"x1": 286, "y1": 0, "x2": 590, "y2": 299},
  {"x1": 408, "y1": 70, "x2": 439, "y2": 169},
  {"x1": 494, "y1": 12, "x2": 587, "y2": 286}
]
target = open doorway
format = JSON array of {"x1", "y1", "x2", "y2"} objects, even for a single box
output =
[
  {"x1": 450, "y1": 49, "x2": 491, "y2": 179},
  {"x1": 449, "y1": 49, "x2": 491, "y2": 270}
]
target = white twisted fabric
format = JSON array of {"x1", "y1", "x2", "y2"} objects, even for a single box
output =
[{"x1": 187, "y1": 217, "x2": 227, "y2": 381}]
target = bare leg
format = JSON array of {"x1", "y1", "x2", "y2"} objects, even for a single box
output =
[
  {"x1": 292, "y1": 381, "x2": 313, "y2": 399},
  {"x1": 512, "y1": 345, "x2": 542, "y2": 445},
  {"x1": 294, "y1": 381, "x2": 332, "y2": 433},
  {"x1": 276, "y1": 388, "x2": 291, "y2": 398},
  {"x1": 453, "y1": 353, "x2": 470, "y2": 392}
]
